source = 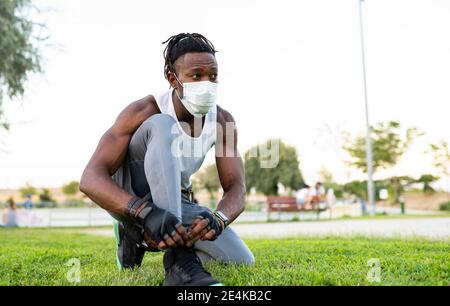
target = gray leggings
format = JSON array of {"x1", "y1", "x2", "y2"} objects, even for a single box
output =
[{"x1": 115, "y1": 114, "x2": 254, "y2": 265}]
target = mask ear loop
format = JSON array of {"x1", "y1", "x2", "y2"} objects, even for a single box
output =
[{"x1": 171, "y1": 72, "x2": 184, "y2": 101}]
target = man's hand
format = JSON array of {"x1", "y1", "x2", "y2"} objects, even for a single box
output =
[
  {"x1": 186, "y1": 211, "x2": 224, "y2": 247},
  {"x1": 140, "y1": 203, "x2": 189, "y2": 250}
]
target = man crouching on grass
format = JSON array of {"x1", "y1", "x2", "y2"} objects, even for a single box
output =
[{"x1": 80, "y1": 33, "x2": 254, "y2": 286}]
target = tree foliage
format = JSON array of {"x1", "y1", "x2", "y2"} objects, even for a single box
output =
[
  {"x1": 428, "y1": 140, "x2": 450, "y2": 178},
  {"x1": 317, "y1": 167, "x2": 333, "y2": 185},
  {"x1": 379, "y1": 176, "x2": 415, "y2": 204},
  {"x1": 343, "y1": 180, "x2": 367, "y2": 200},
  {"x1": 416, "y1": 174, "x2": 439, "y2": 193},
  {"x1": 19, "y1": 183, "x2": 36, "y2": 198},
  {"x1": 62, "y1": 181, "x2": 80, "y2": 196},
  {"x1": 0, "y1": 0, "x2": 46, "y2": 129},
  {"x1": 343, "y1": 121, "x2": 422, "y2": 174},
  {"x1": 39, "y1": 188, "x2": 54, "y2": 202},
  {"x1": 344, "y1": 176, "x2": 415, "y2": 204},
  {"x1": 317, "y1": 167, "x2": 344, "y2": 198},
  {"x1": 244, "y1": 139, "x2": 304, "y2": 195},
  {"x1": 193, "y1": 164, "x2": 221, "y2": 199}
]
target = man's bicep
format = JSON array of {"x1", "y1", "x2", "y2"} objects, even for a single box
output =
[
  {"x1": 86, "y1": 96, "x2": 157, "y2": 175},
  {"x1": 89, "y1": 128, "x2": 131, "y2": 175}
]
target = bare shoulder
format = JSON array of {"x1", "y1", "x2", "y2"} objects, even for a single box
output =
[
  {"x1": 122, "y1": 95, "x2": 160, "y2": 120},
  {"x1": 216, "y1": 104, "x2": 236, "y2": 126},
  {"x1": 216, "y1": 105, "x2": 238, "y2": 150},
  {"x1": 114, "y1": 95, "x2": 161, "y2": 134}
]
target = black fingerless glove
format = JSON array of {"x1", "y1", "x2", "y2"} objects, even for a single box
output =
[
  {"x1": 125, "y1": 196, "x2": 182, "y2": 245},
  {"x1": 197, "y1": 211, "x2": 224, "y2": 241}
]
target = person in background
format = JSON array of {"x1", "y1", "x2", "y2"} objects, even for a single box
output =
[
  {"x1": 326, "y1": 188, "x2": 336, "y2": 207},
  {"x1": 359, "y1": 197, "x2": 367, "y2": 215},
  {"x1": 295, "y1": 185, "x2": 310, "y2": 207},
  {"x1": 23, "y1": 194, "x2": 34, "y2": 227},
  {"x1": 306, "y1": 182, "x2": 325, "y2": 207},
  {"x1": 24, "y1": 194, "x2": 33, "y2": 210},
  {"x1": 3, "y1": 198, "x2": 19, "y2": 227}
]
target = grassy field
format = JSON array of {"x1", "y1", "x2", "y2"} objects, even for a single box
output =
[{"x1": 0, "y1": 227, "x2": 449, "y2": 286}]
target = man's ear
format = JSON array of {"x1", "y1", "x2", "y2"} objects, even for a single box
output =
[{"x1": 167, "y1": 71, "x2": 178, "y2": 89}]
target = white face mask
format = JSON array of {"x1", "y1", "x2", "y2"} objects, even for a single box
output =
[{"x1": 174, "y1": 74, "x2": 218, "y2": 117}]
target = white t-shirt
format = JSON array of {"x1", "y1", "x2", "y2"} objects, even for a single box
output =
[
  {"x1": 295, "y1": 188, "x2": 310, "y2": 204},
  {"x1": 310, "y1": 186, "x2": 325, "y2": 197}
]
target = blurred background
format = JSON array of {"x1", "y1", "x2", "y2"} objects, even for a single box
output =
[{"x1": 1, "y1": 0, "x2": 450, "y2": 229}]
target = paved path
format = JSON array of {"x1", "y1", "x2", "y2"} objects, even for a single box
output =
[
  {"x1": 86, "y1": 217, "x2": 450, "y2": 240},
  {"x1": 5, "y1": 205, "x2": 441, "y2": 227}
]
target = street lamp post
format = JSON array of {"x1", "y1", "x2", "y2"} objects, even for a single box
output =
[{"x1": 358, "y1": 0, "x2": 375, "y2": 214}]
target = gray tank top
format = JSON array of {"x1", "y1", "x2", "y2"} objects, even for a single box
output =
[{"x1": 154, "y1": 88, "x2": 217, "y2": 190}]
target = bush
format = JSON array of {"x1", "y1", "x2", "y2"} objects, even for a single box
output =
[{"x1": 439, "y1": 201, "x2": 450, "y2": 211}]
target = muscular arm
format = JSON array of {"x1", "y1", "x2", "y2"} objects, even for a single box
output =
[
  {"x1": 79, "y1": 96, "x2": 159, "y2": 216},
  {"x1": 215, "y1": 106, "x2": 246, "y2": 223}
]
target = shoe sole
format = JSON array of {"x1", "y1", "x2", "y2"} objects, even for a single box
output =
[{"x1": 112, "y1": 220, "x2": 122, "y2": 271}]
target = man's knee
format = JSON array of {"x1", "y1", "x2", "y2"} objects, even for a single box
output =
[
  {"x1": 143, "y1": 113, "x2": 177, "y2": 142},
  {"x1": 233, "y1": 249, "x2": 255, "y2": 265},
  {"x1": 196, "y1": 248, "x2": 255, "y2": 266},
  {"x1": 195, "y1": 231, "x2": 256, "y2": 265},
  {"x1": 220, "y1": 248, "x2": 255, "y2": 265}
]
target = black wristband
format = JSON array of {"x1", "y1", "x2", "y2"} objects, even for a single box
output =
[
  {"x1": 135, "y1": 203, "x2": 153, "y2": 225},
  {"x1": 125, "y1": 196, "x2": 150, "y2": 219}
]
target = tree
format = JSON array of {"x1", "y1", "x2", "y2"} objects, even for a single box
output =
[
  {"x1": 428, "y1": 140, "x2": 450, "y2": 178},
  {"x1": 19, "y1": 183, "x2": 36, "y2": 198},
  {"x1": 317, "y1": 167, "x2": 344, "y2": 198},
  {"x1": 62, "y1": 181, "x2": 80, "y2": 196},
  {"x1": 343, "y1": 121, "x2": 422, "y2": 174},
  {"x1": 416, "y1": 174, "x2": 439, "y2": 193},
  {"x1": 317, "y1": 167, "x2": 333, "y2": 185},
  {"x1": 344, "y1": 176, "x2": 414, "y2": 204},
  {"x1": 380, "y1": 176, "x2": 415, "y2": 204},
  {"x1": 193, "y1": 164, "x2": 221, "y2": 200},
  {"x1": 428, "y1": 140, "x2": 450, "y2": 199},
  {"x1": 343, "y1": 180, "x2": 367, "y2": 200},
  {"x1": 0, "y1": 0, "x2": 47, "y2": 129},
  {"x1": 6, "y1": 196, "x2": 15, "y2": 207},
  {"x1": 39, "y1": 188, "x2": 54, "y2": 203},
  {"x1": 244, "y1": 139, "x2": 304, "y2": 195}
]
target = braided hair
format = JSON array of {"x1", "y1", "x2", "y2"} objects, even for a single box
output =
[{"x1": 162, "y1": 33, "x2": 217, "y2": 79}]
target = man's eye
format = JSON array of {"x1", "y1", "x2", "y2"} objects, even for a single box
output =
[
  {"x1": 210, "y1": 74, "x2": 217, "y2": 80},
  {"x1": 192, "y1": 74, "x2": 200, "y2": 80}
]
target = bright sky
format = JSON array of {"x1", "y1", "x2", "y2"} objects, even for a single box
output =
[{"x1": 1, "y1": 0, "x2": 449, "y2": 189}]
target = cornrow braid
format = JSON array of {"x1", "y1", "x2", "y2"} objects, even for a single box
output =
[{"x1": 162, "y1": 33, "x2": 217, "y2": 79}]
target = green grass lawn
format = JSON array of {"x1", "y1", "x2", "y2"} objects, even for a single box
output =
[{"x1": 0, "y1": 227, "x2": 448, "y2": 286}]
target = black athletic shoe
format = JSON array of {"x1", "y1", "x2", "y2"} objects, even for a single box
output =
[
  {"x1": 113, "y1": 220, "x2": 148, "y2": 270},
  {"x1": 163, "y1": 247, "x2": 222, "y2": 286}
]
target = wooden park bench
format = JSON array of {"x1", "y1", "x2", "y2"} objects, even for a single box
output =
[{"x1": 266, "y1": 196, "x2": 330, "y2": 221}]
